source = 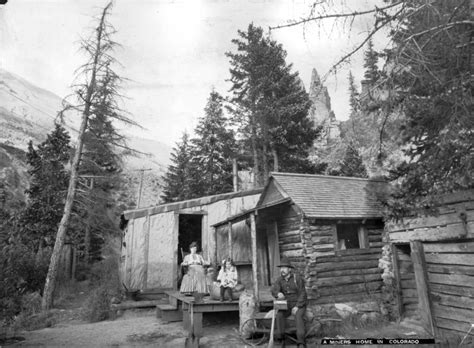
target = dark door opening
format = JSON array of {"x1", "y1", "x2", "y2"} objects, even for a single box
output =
[
  {"x1": 177, "y1": 214, "x2": 203, "y2": 265},
  {"x1": 395, "y1": 244, "x2": 419, "y2": 318}
]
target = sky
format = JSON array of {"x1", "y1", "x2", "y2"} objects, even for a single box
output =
[{"x1": 0, "y1": 0, "x2": 389, "y2": 146}]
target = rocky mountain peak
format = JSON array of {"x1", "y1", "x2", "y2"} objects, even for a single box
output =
[{"x1": 308, "y1": 68, "x2": 336, "y2": 125}]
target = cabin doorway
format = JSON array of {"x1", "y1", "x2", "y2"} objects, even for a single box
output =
[
  {"x1": 394, "y1": 244, "x2": 419, "y2": 319},
  {"x1": 178, "y1": 214, "x2": 203, "y2": 265}
]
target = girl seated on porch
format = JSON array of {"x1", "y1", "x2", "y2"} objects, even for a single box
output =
[
  {"x1": 217, "y1": 257, "x2": 238, "y2": 302},
  {"x1": 180, "y1": 241, "x2": 210, "y2": 295}
]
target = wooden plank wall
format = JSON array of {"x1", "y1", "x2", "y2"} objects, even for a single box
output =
[
  {"x1": 215, "y1": 222, "x2": 254, "y2": 290},
  {"x1": 424, "y1": 240, "x2": 474, "y2": 337},
  {"x1": 307, "y1": 220, "x2": 384, "y2": 304},
  {"x1": 387, "y1": 190, "x2": 474, "y2": 243},
  {"x1": 394, "y1": 244, "x2": 419, "y2": 318},
  {"x1": 387, "y1": 191, "x2": 474, "y2": 339}
]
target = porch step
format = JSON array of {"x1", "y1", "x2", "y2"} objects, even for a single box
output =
[
  {"x1": 109, "y1": 300, "x2": 166, "y2": 320},
  {"x1": 156, "y1": 303, "x2": 183, "y2": 323},
  {"x1": 111, "y1": 300, "x2": 164, "y2": 310}
]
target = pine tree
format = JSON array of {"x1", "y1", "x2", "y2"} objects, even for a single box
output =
[
  {"x1": 161, "y1": 132, "x2": 194, "y2": 203},
  {"x1": 191, "y1": 90, "x2": 236, "y2": 197},
  {"x1": 363, "y1": 38, "x2": 379, "y2": 85},
  {"x1": 19, "y1": 124, "x2": 71, "y2": 252},
  {"x1": 79, "y1": 63, "x2": 127, "y2": 263},
  {"x1": 227, "y1": 24, "x2": 317, "y2": 185},
  {"x1": 339, "y1": 145, "x2": 367, "y2": 178},
  {"x1": 386, "y1": 0, "x2": 472, "y2": 216},
  {"x1": 348, "y1": 71, "x2": 359, "y2": 113}
]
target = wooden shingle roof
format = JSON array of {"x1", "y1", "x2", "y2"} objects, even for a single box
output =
[{"x1": 265, "y1": 172, "x2": 388, "y2": 219}]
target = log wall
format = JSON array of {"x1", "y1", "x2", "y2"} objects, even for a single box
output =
[{"x1": 303, "y1": 220, "x2": 385, "y2": 304}]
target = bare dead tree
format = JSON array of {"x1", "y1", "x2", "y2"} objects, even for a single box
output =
[{"x1": 42, "y1": 1, "x2": 123, "y2": 310}]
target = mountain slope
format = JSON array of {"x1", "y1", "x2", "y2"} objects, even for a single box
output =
[{"x1": 0, "y1": 68, "x2": 171, "y2": 209}]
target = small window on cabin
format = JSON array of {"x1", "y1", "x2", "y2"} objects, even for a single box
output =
[{"x1": 335, "y1": 224, "x2": 368, "y2": 250}]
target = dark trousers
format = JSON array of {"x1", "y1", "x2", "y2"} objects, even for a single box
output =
[
  {"x1": 275, "y1": 306, "x2": 306, "y2": 344},
  {"x1": 220, "y1": 286, "x2": 232, "y2": 300}
]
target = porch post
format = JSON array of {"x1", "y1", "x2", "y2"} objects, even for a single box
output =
[
  {"x1": 228, "y1": 222, "x2": 233, "y2": 260},
  {"x1": 250, "y1": 212, "x2": 259, "y2": 302}
]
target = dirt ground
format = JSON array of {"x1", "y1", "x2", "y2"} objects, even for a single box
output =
[
  {"x1": 5, "y1": 281, "x2": 434, "y2": 347},
  {"x1": 7, "y1": 310, "x2": 435, "y2": 347}
]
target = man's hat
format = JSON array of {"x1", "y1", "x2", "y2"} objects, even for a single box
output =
[{"x1": 277, "y1": 257, "x2": 294, "y2": 268}]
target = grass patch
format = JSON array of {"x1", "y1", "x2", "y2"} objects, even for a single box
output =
[{"x1": 81, "y1": 286, "x2": 112, "y2": 323}]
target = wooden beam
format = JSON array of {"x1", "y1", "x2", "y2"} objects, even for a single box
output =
[
  {"x1": 228, "y1": 222, "x2": 233, "y2": 260},
  {"x1": 391, "y1": 244, "x2": 403, "y2": 320},
  {"x1": 431, "y1": 292, "x2": 474, "y2": 309},
  {"x1": 410, "y1": 241, "x2": 437, "y2": 336},
  {"x1": 427, "y1": 272, "x2": 474, "y2": 286},
  {"x1": 386, "y1": 209, "x2": 474, "y2": 232},
  {"x1": 390, "y1": 222, "x2": 473, "y2": 242},
  {"x1": 125, "y1": 220, "x2": 135, "y2": 287},
  {"x1": 432, "y1": 303, "x2": 474, "y2": 324},
  {"x1": 143, "y1": 215, "x2": 151, "y2": 289},
  {"x1": 427, "y1": 264, "x2": 474, "y2": 276},
  {"x1": 425, "y1": 253, "x2": 474, "y2": 266},
  {"x1": 429, "y1": 283, "x2": 474, "y2": 297},
  {"x1": 250, "y1": 212, "x2": 259, "y2": 302},
  {"x1": 315, "y1": 267, "x2": 381, "y2": 278},
  {"x1": 315, "y1": 273, "x2": 382, "y2": 287},
  {"x1": 172, "y1": 212, "x2": 179, "y2": 290},
  {"x1": 213, "y1": 226, "x2": 218, "y2": 267},
  {"x1": 423, "y1": 241, "x2": 474, "y2": 253},
  {"x1": 314, "y1": 259, "x2": 379, "y2": 272}
]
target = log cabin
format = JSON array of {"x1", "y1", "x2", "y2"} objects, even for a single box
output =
[{"x1": 212, "y1": 172, "x2": 389, "y2": 308}]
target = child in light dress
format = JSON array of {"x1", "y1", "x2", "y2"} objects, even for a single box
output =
[{"x1": 217, "y1": 258, "x2": 237, "y2": 302}]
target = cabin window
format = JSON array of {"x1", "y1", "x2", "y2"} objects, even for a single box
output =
[{"x1": 335, "y1": 223, "x2": 368, "y2": 250}]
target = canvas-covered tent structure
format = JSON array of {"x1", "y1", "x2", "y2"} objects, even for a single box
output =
[
  {"x1": 120, "y1": 188, "x2": 262, "y2": 291},
  {"x1": 213, "y1": 172, "x2": 389, "y2": 305},
  {"x1": 386, "y1": 190, "x2": 474, "y2": 341}
]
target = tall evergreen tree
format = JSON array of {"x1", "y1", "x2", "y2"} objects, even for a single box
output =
[
  {"x1": 363, "y1": 37, "x2": 379, "y2": 85},
  {"x1": 339, "y1": 145, "x2": 367, "y2": 178},
  {"x1": 227, "y1": 24, "x2": 317, "y2": 185},
  {"x1": 191, "y1": 90, "x2": 236, "y2": 197},
  {"x1": 386, "y1": 0, "x2": 473, "y2": 216},
  {"x1": 161, "y1": 132, "x2": 194, "y2": 203},
  {"x1": 78, "y1": 61, "x2": 126, "y2": 263},
  {"x1": 19, "y1": 124, "x2": 71, "y2": 252},
  {"x1": 348, "y1": 71, "x2": 359, "y2": 113}
]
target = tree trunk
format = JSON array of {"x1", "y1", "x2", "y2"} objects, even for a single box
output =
[
  {"x1": 272, "y1": 146, "x2": 279, "y2": 172},
  {"x1": 262, "y1": 139, "x2": 269, "y2": 185},
  {"x1": 84, "y1": 178, "x2": 94, "y2": 264},
  {"x1": 35, "y1": 239, "x2": 44, "y2": 264},
  {"x1": 41, "y1": 3, "x2": 111, "y2": 311},
  {"x1": 250, "y1": 114, "x2": 260, "y2": 188}
]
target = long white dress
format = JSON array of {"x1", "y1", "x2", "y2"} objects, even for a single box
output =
[{"x1": 179, "y1": 253, "x2": 208, "y2": 294}]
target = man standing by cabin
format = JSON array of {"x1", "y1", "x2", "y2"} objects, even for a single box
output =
[{"x1": 271, "y1": 257, "x2": 307, "y2": 348}]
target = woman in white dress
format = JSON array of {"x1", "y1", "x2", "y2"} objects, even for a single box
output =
[{"x1": 180, "y1": 241, "x2": 210, "y2": 294}]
